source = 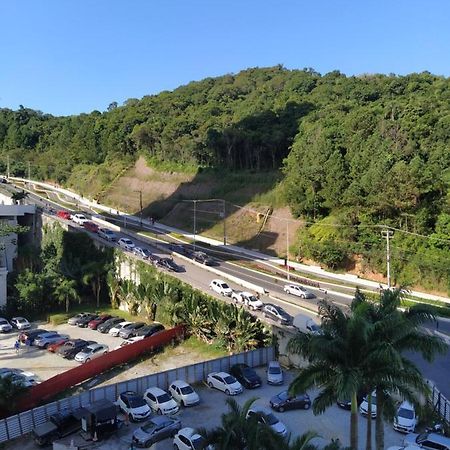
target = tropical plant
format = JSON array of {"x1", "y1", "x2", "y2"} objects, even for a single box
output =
[
  {"x1": 53, "y1": 277, "x2": 79, "y2": 312},
  {"x1": 82, "y1": 260, "x2": 108, "y2": 307},
  {"x1": 10, "y1": 190, "x2": 28, "y2": 204},
  {"x1": 0, "y1": 375, "x2": 29, "y2": 412},
  {"x1": 106, "y1": 270, "x2": 121, "y2": 308}
]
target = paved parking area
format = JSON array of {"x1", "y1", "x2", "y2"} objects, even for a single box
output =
[
  {"x1": 0, "y1": 321, "x2": 142, "y2": 381},
  {"x1": 4, "y1": 368, "x2": 406, "y2": 450}
]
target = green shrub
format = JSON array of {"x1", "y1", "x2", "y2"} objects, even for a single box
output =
[{"x1": 48, "y1": 313, "x2": 70, "y2": 325}]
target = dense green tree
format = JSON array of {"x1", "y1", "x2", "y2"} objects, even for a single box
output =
[{"x1": 53, "y1": 278, "x2": 79, "y2": 312}]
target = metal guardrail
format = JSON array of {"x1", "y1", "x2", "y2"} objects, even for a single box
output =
[{"x1": 0, "y1": 346, "x2": 274, "y2": 444}]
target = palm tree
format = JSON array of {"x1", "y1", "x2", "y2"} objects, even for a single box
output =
[
  {"x1": 351, "y1": 288, "x2": 447, "y2": 450},
  {"x1": 106, "y1": 271, "x2": 121, "y2": 308},
  {"x1": 82, "y1": 260, "x2": 107, "y2": 307},
  {"x1": 0, "y1": 375, "x2": 29, "y2": 412},
  {"x1": 53, "y1": 278, "x2": 79, "y2": 312},
  {"x1": 200, "y1": 397, "x2": 288, "y2": 450},
  {"x1": 117, "y1": 280, "x2": 139, "y2": 315},
  {"x1": 287, "y1": 431, "x2": 320, "y2": 450},
  {"x1": 11, "y1": 190, "x2": 28, "y2": 205},
  {"x1": 288, "y1": 300, "x2": 371, "y2": 450}
]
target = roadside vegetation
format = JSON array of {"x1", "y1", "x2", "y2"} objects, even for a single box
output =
[{"x1": 288, "y1": 288, "x2": 448, "y2": 450}]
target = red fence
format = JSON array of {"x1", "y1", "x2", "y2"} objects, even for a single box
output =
[{"x1": 16, "y1": 325, "x2": 185, "y2": 412}]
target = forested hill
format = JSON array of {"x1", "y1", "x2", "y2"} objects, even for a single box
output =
[{"x1": 1, "y1": 66, "x2": 449, "y2": 291}]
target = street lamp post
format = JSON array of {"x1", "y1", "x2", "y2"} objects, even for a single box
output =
[
  {"x1": 193, "y1": 200, "x2": 197, "y2": 252},
  {"x1": 286, "y1": 220, "x2": 290, "y2": 281},
  {"x1": 381, "y1": 229, "x2": 394, "y2": 288}
]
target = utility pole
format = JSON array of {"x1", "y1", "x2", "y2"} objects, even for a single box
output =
[
  {"x1": 136, "y1": 190, "x2": 143, "y2": 226},
  {"x1": 286, "y1": 220, "x2": 290, "y2": 281},
  {"x1": 382, "y1": 229, "x2": 394, "y2": 289},
  {"x1": 7, "y1": 155, "x2": 10, "y2": 179},
  {"x1": 222, "y1": 199, "x2": 227, "y2": 246},
  {"x1": 193, "y1": 200, "x2": 197, "y2": 252}
]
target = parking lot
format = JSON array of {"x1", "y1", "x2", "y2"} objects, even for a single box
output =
[{"x1": 3, "y1": 366, "x2": 405, "y2": 450}]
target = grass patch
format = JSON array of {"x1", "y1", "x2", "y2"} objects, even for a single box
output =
[{"x1": 178, "y1": 335, "x2": 228, "y2": 359}]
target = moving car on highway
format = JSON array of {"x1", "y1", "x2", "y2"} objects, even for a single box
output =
[
  {"x1": 209, "y1": 279, "x2": 233, "y2": 297},
  {"x1": 98, "y1": 228, "x2": 117, "y2": 241},
  {"x1": 263, "y1": 304, "x2": 293, "y2": 326},
  {"x1": 83, "y1": 221, "x2": 99, "y2": 233},
  {"x1": 158, "y1": 257, "x2": 184, "y2": 272},
  {"x1": 283, "y1": 283, "x2": 315, "y2": 299},
  {"x1": 118, "y1": 237, "x2": 135, "y2": 251},
  {"x1": 72, "y1": 213, "x2": 89, "y2": 225},
  {"x1": 231, "y1": 291, "x2": 264, "y2": 310},
  {"x1": 207, "y1": 372, "x2": 243, "y2": 395},
  {"x1": 191, "y1": 251, "x2": 217, "y2": 266},
  {"x1": 133, "y1": 247, "x2": 152, "y2": 259}
]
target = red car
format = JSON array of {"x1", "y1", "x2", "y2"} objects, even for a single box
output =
[
  {"x1": 83, "y1": 221, "x2": 99, "y2": 233},
  {"x1": 88, "y1": 314, "x2": 112, "y2": 330},
  {"x1": 57, "y1": 210, "x2": 71, "y2": 220},
  {"x1": 47, "y1": 339, "x2": 69, "y2": 353}
]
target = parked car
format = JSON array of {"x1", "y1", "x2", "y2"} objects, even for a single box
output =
[
  {"x1": 10, "y1": 317, "x2": 31, "y2": 330},
  {"x1": 47, "y1": 339, "x2": 69, "y2": 353},
  {"x1": 67, "y1": 312, "x2": 91, "y2": 326},
  {"x1": 19, "y1": 328, "x2": 48, "y2": 344},
  {"x1": 359, "y1": 391, "x2": 378, "y2": 418},
  {"x1": 75, "y1": 343, "x2": 109, "y2": 363},
  {"x1": 118, "y1": 238, "x2": 135, "y2": 251},
  {"x1": 98, "y1": 227, "x2": 117, "y2": 241},
  {"x1": 169, "y1": 380, "x2": 200, "y2": 407},
  {"x1": 306, "y1": 318, "x2": 322, "y2": 335},
  {"x1": 231, "y1": 291, "x2": 264, "y2": 310},
  {"x1": 117, "y1": 391, "x2": 152, "y2": 422},
  {"x1": 207, "y1": 372, "x2": 243, "y2": 395},
  {"x1": 119, "y1": 322, "x2": 147, "y2": 339},
  {"x1": 133, "y1": 247, "x2": 152, "y2": 259},
  {"x1": 132, "y1": 415, "x2": 181, "y2": 448},
  {"x1": 143, "y1": 387, "x2": 179, "y2": 415},
  {"x1": 56, "y1": 210, "x2": 72, "y2": 220},
  {"x1": 72, "y1": 213, "x2": 89, "y2": 225},
  {"x1": 109, "y1": 321, "x2": 133, "y2": 337},
  {"x1": 0, "y1": 369, "x2": 40, "y2": 387},
  {"x1": 88, "y1": 314, "x2": 112, "y2": 330},
  {"x1": 283, "y1": 284, "x2": 315, "y2": 299},
  {"x1": 35, "y1": 332, "x2": 69, "y2": 349},
  {"x1": 230, "y1": 363, "x2": 262, "y2": 389},
  {"x1": 0, "y1": 318, "x2": 12, "y2": 333},
  {"x1": 209, "y1": 279, "x2": 233, "y2": 297},
  {"x1": 337, "y1": 392, "x2": 366, "y2": 410},
  {"x1": 267, "y1": 361, "x2": 284, "y2": 385},
  {"x1": 158, "y1": 257, "x2": 184, "y2": 272},
  {"x1": 97, "y1": 317, "x2": 124, "y2": 333},
  {"x1": 394, "y1": 401, "x2": 418, "y2": 433},
  {"x1": 403, "y1": 432, "x2": 450, "y2": 449},
  {"x1": 136, "y1": 323, "x2": 165, "y2": 338},
  {"x1": 263, "y1": 304, "x2": 293, "y2": 326},
  {"x1": 83, "y1": 221, "x2": 99, "y2": 233},
  {"x1": 57, "y1": 339, "x2": 96, "y2": 359},
  {"x1": 32, "y1": 408, "x2": 83, "y2": 447},
  {"x1": 270, "y1": 390, "x2": 311, "y2": 412},
  {"x1": 173, "y1": 427, "x2": 212, "y2": 450},
  {"x1": 246, "y1": 405, "x2": 287, "y2": 437},
  {"x1": 76, "y1": 314, "x2": 99, "y2": 328},
  {"x1": 191, "y1": 251, "x2": 217, "y2": 266}
]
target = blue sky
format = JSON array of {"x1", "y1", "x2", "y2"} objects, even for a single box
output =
[{"x1": 1, "y1": 0, "x2": 449, "y2": 116}]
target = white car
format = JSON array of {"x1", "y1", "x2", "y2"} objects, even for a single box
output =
[
  {"x1": 267, "y1": 361, "x2": 284, "y2": 385},
  {"x1": 98, "y1": 227, "x2": 117, "y2": 241},
  {"x1": 173, "y1": 427, "x2": 212, "y2": 450},
  {"x1": 72, "y1": 213, "x2": 89, "y2": 225},
  {"x1": 10, "y1": 317, "x2": 31, "y2": 330},
  {"x1": 109, "y1": 321, "x2": 133, "y2": 337},
  {"x1": 247, "y1": 405, "x2": 288, "y2": 437},
  {"x1": 117, "y1": 391, "x2": 152, "y2": 422},
  {"x1": 114, "y1": 336, "x2": 143, "y2": 350},
  {"x1": 118, "y1": 238, "x2": 135, "y2": 251},
  {"x1": 169, "y1": 380, "x2": 200, "y2": 407},
  {"x1": 0, "y1": 318, "x2": 12, "y2": 333},
  {"x1": 283, "y1": 284, "x2": 315, "y2": 299},
  {"x1": 360, "y1": 391, "x2": 377, "y2": 418},
  {"x1": 74, "y1": 343, "x2": 109, "y2": 363},
  {"x1": 231, "y1": 291, "x2": 264, "y2": 310},
  {"x1": 209, "y1": 279, "x2": 233, "y2": 297},
  {"x1": 143, "y1": 386, "x2": 179, "y2": 415},
  {"x1": 393, "y1": 401, "x2": 418, "y2": 433},
  {"x1": 207, "y1": 372, "x2": 243, "y2": 395}
]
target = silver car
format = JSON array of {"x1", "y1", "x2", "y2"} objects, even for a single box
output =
[
  {"x1": 74, "y1": 343, "x2": 109, "y2": 363},
  {"x1": 132, "y1": 416, "x2": 181, "y2": 448},
  {"x1": 0, "y1": 318, "x2": 12, "y2": 333},
  {"x1": 34, "y1": 332, "x2": 68, "y2": 349}
]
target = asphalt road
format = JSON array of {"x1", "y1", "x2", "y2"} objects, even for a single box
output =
[{"x1": 6, "y1": 183, "x2": 450, "y2": 401}]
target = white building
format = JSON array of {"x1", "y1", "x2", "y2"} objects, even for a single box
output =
[{"x1": 0, "y1": 192, "x2": 36, "y2": 307}]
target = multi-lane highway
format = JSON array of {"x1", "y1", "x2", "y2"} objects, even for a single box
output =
[{"x1": 4, "y1": 180, "x2": 450, "y2": 399}]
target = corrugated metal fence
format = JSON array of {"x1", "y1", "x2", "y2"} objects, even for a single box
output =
[
  {"x1": 0, "y1": 346, "x2": 274, "y2": 444},
  {"x1": 429, "y1": 382, "x2": 450, "y2": 424}
]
